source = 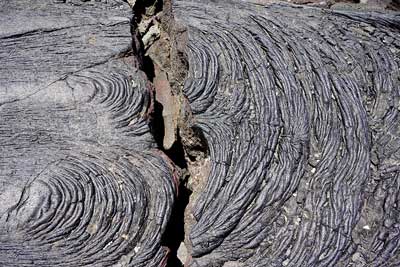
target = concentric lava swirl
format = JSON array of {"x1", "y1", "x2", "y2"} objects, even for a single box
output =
[
  {"x1": 0, "y1": 1, "x2": 177, "y2": 264},
  {"x1": 0, "y1": 63, "x2": 178, "y2": 266},
  {"x1": 173, "y1": 1, "x2": 400, "y2": 266},
  {"x1": 0, "y1": 147, "x2": 176, "y2": 267}
]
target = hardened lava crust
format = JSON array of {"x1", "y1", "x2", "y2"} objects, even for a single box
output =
[
  {"x1": 1, "y1": 0, "x2": 400, "y2": 266},
  {"x1": 0, "y1": 1, "x2": 177, "y2": 266},
  {"x1": 173, "y1": 1, "x2": 400, "y2": 266}
]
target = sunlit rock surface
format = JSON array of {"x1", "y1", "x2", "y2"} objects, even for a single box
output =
[
  {"x1": 0, "y1": 1, "x2": 176, "y2": 266},
  {"x1": 173, "y1": 1, "x2": 400, "y2": 266}
]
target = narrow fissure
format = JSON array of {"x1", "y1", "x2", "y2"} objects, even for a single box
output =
[
  {"x1": 145, "y1": 48, "x2": 190, "y2": 267},
  {"x1": 127, "y1": 0, "x2": 208, "y2": 266},
  {"x1": 145, "y1": 55, "x2": 190, "y2": 266},
  {"x1": 161, "y1": 172, "x2": 191, "y2": 267},
  {"x1": 150, "y1": 89, "x2": 191, "y2": 266}
]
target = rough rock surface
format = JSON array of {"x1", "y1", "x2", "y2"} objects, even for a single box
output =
[
  {"x1": 172, "y1": 1, "x2": 400, "y2": 266},
  {"x1": 0, "y1": 1, "x2": 177, "y2": 266},
  {"x1": 2, "y1": 0, "x2": 400, "y2": 266},
  {"x1": 253, "y1": 0, "x2": 400, "y2": 10}
]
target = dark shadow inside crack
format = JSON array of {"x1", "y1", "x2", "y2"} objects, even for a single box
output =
[
  {"x1": 161, "y1": 174, "x2": 192, "y2": 267},
  {"x1": 167, "y1": 132, "x2": 188, "y2": 169},
  {"x1": 143, "y1": 55, "x2": 155, "y2": 82}
]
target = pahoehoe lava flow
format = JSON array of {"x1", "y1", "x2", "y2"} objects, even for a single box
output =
[
  {"x1": 0, "y1": 1, "x2": 177, "y2": 266},
  {"x1": 1, "y1": 0, "x2": 400, "y2": 267},
  {"x1": 172, "y1": 1, "x2": 400, "y2": 266}
]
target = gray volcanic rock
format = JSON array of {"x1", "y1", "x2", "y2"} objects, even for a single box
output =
[
  {"x1": 172, "y1": 1, "x2": 400, "y2": 266},
  {"x1": 2, "y1": 0, "x2": 400, "y2": 266},
  {"x1": 0, "y1": 1, "x2": 177, "y2": 266},
  {"x1": 246, "y1": 0, "x2": 400, "y2": 10}
]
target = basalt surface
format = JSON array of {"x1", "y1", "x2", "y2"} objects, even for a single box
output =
[
  {"x1": 0, "y1": 1, "x2": 177, "y2": 266},
  {"x1": 1, "y1": 0, "x2": 400, "y2": 267},
  {"x1": 171, "y1": 1, "x2": 400, "y2": 266}
]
